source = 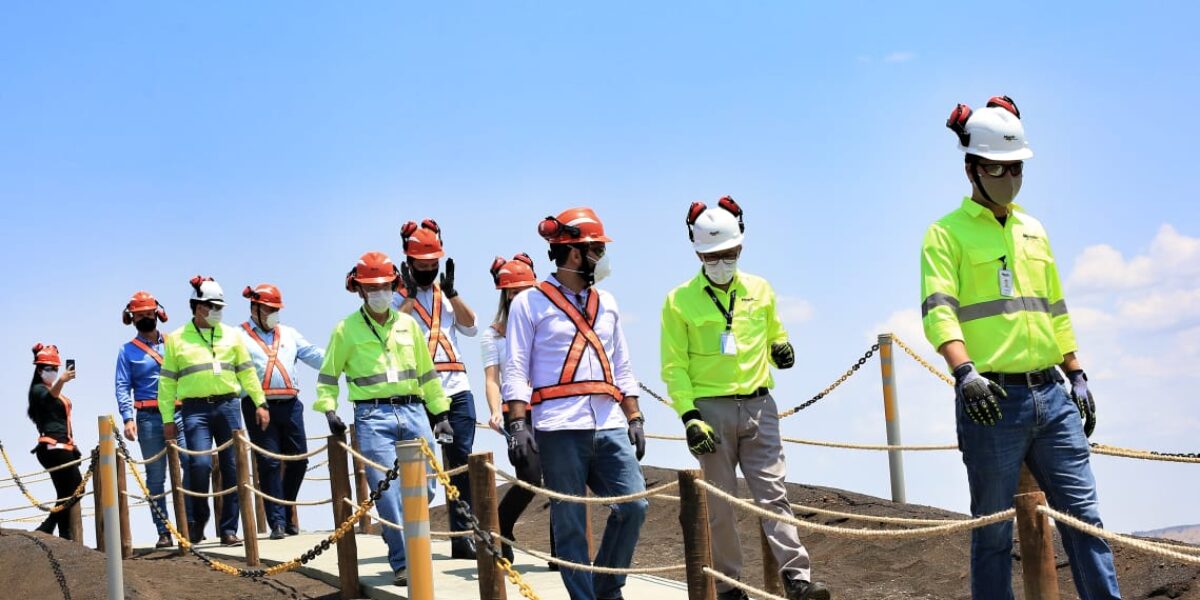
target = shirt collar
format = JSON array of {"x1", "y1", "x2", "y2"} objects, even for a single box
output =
[
  {"x1": 959, "y1": 196, "x2": 1026, "y2": 223},
  {"x1": 690, "y1": 268, "x2": 743, "y2": 296}
]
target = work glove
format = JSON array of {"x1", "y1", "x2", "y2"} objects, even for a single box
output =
[
  {"x1": 682, "y1": 411, "x2": 720, "y2": 456},
  {"x1": 399, "y1": 263, "x2": 419, "y2": 299},
  {"x1": 771, "y1": 342, "x2": 795, "y2": 369},
  {"x1": 627, "y1": 415, "x2": 646, "y2": 461},
  {"x1": 953, "y1": 362, "x2": 1006, "y2": 426},
  {"x1": 506, "y1": 418, "x2": 538, "y2": 468},
  {"x1": 431, "y1": 412, "x2": 454, "y2": 445},
  {"x1": 325, "y1": 410, "x2": 347, "y2": 436},
  {"x1": 1067, "y1": 370, "x2": 1096, "y2": 438},
  {"x1": 440, "y1": 258, "x2": 458, "y2": 299}
]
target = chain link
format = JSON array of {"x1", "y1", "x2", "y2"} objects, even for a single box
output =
[
  {"x1": 637, "y1": 382, "x2": 672, "y2": 407},
  {"x1": 891, "y1": 335, "x2": 955, "y2": 386},
  {"x1": 0, "y1": 441, "x2": 97, "y2": 513},
  {"x1": 416, "y1": 439, "x2": 542, "y2": 600},
  {"x1": 13, "y1": 530, "x2": 73, "y2": 600},
  {"x1": 778, "y1": 343, "x2": 880, "y2": 418}
]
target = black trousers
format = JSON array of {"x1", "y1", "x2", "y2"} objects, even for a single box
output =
[
  {"x1": 496, "y1": 446, "x2": 555, "y2": 556},
  {"x1": 34, "y1": 446, "x2": 83, "y2": 539}
]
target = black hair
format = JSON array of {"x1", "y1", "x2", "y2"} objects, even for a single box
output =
[
  {"x1": 27, "y1": 366, "x2": 45, "y2": 423},
  {"x1": 548, "y1": 243, "x2": 590, "y2": 267}
]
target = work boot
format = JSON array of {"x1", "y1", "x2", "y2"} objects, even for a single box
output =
[
  {"x1": 285, "y1": 524, "x2": 300, "y2": 536},
  {"x1": 189, "y1": 521, "x2": 207, "y2": 544},
  {"x1": 220, "y1": 534, "x2": 243, "y2": 547},
  {"x1": 785, "y1": 578, "x2": 831, "y2": 600},
  {"x1": 501, "y1": 542, "x2": 514, "y2": 563},
  {"x1": 450, "y1": 537, "x2": 477, "y2": 560},
  {"x1": 269, "y1": 527, "x2": 287, "y2": 540},
  {"x1": 155, "y1": 534, "x2": 173, "y2": 548},
  {"x1": 393, "y1": 568, "x2": 408, "y2": 587},
  {"x1": 717, "y1": 589, "x2": 750, "y2": 600}
]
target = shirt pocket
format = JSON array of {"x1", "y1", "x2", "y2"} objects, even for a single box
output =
[
  {"x1": 391, "y1": 332, "x2": 418, "y2": 368},
  {"x1": 685, "y1": 313, "x2": 727, "y2": 356},
  {"x1": 964, "y1": 247, "x2": 1007, "y2": 300},
  {"x1": 1021, "y1": 237, "x2": 1054, "y2": 298},
  {"x1": 736, "y1": 299, "x2": 770, "y2": 351}
]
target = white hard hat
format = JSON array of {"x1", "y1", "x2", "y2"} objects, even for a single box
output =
[
  {"x1": 188, "y1": 276, "x2": 226, "y2": 306},
  {"x1": 947, "y1": 96, "x2": 1033, "y2": 161},
  {"x1": 688, "y1": 198, "x2": 745, "y2": 254}
]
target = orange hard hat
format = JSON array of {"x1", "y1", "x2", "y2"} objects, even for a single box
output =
[
  {"x1": 123, "y1": 291, "x2": 169, "y2": 325},
  {"x1": 32, "y1": 343, "x2": 61, "y2": 367},
  {"x1": 243, "y1": 283, "x2": 285, "y2": 308},
  {"x1": 401, "y1": 219, "x2": 446, "y2": 260},
  {"x1": 345, "y1": 251, "x2": 401, "y2": 291},
  {"x1": 490, "y1": 253, "x2": 537, "y2": 289},
  {"x1": 538, "y1": 207, "x2": 612, "y2": 244}
]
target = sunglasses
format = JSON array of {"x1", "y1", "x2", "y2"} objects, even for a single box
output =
[{"x1": 977, "y1": 161, "x2": 1023, "y2": 177}]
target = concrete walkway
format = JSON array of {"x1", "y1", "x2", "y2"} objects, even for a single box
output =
[{"x1": 195, "y1": 532, "x2": 690, "y2": 600}]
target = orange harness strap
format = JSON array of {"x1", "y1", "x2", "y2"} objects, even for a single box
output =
[
  {"x1": 530, "y1": 282, "x2": 623, "y2": 405},
  {"x1": 130, "y1": 334, "x2": 166, "y2": 365},
  {"x1": 410, "y1": 285, "x2": 467, "y2": 373},
  {"x1": 241, "y1": 323, "x2": 300, "y2": 397},
  {"x1": 38, "y1": 393, "x2": 76, "y2": 452}
]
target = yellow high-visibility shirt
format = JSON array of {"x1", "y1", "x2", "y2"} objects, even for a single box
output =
[
  {"x1": 660, "y1": 270, "x2": 788, "y2": 417},
  {"x1": 157, "y1": 321, "x2": 266, "y2": 422},
  {"x1": 313, "y1": 307, "x2": 449, "y2": 415},
  {"x1": 921, "y1": 197, "x2": 1077, "y2": 373}
]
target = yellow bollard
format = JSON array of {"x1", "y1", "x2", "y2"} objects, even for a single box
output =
[
  {"x1": 98, "y1": 416, "x2": 126, "y2": 599},
  {"x1": 397, "y1": 440, "x2": 434, "y2": 600},
  {"x1": 877, "y1": 333, "x2": 907, "y2": 503}
]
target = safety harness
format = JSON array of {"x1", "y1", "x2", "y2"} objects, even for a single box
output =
[
  {"x1": 530, "y1": 281, "x2": 624, "y2": 405},
  {"x1": 37, "y1": 394, "x2": 75, "y2": 453},
  {"x1": 409, "y1": 285, "x2": 467, "y2": 373},
  {"x1": 129, "y1": 334, "x2": 180, "y2": 410},
  {"x1": 241, "y1": 322, "x2": 300, "y2": 397}
]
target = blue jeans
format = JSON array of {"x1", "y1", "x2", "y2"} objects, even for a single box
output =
[
  {"x1": 537, "y1": 428, "x2": 648, "y2": 600},
  {"x1": 181, "y1": 398, "x2": 243, "y2": 537},
  {"x1": 241, "y1": 397, "x2": 309, "y2": 530},
  {"x1": 443, "y1": 390, "x2": 477, "y2": 533},
  {"x1": 136, "y1": 409, "x2": 193, "y2": 535},
  {"x1": 353, "y1": 401, "x2": 436, "y2": 572},
  {"x1": 958, "y1": 380, "x2": 1121, "y2": 599}
]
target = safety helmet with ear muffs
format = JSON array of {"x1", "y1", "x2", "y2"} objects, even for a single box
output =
[
  {"x1": 946, "y1": 94, "x2": 1032, "y2": 161},
  {"x1": 345, "y1": 251, "x2": 402, "y2": 293},
  {"x1": 401, "y1": 219, "x2": 446, "y2": 260},
  {"x1": 687, "y1": 196, "x2": 746, "y2": 253},
  {"x1": 32, "y1": 343, "x2": 62, "y2": 367},
  {"x1": 491, "y1": 253, "x2": 537, "y2": 289},
  {"x1": 242, "y1": 283, "x2": 284, "y2": 308},
  {"x1": 122, "y1": 290, "x2": 168, "y2": 325}
]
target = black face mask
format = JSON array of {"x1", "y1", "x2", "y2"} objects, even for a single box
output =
[
  {"x1": 413, "y1": 268, "x2": 438, "y2": 287},
  {"x1": 134, "y1": 318, "x2": 157, "y2": 333}
]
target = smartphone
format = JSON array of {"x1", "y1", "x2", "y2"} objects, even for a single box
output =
[
  {"x1": 436, "y1": 432, "x2": 453, "y2": 445},
  {"x1": 65, "y1": 359, "x2": 76, "y2": 372}
]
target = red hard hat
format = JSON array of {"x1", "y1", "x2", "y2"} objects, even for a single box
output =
[
  {"x1": 401, "y1": 219, "x2": 446, "y2": 260},
  {"x1": 32, "y1": 343, "x2": 61, "y2": 367},
  {"x1": 538, "y1": 207, "x2": 612, "y2": 244},
  {"x1": 346, "y1": 251, "x2": 401, "y2": 292},
  {"x1": 490, "y1": 253, "x2": 537, "y2": 289},
  {"x1": 243, "y1": 283, "x2": 285, "y2": 308},
  {"x1": 123, "y1": 291, "x2": 169, "y2": 325}
]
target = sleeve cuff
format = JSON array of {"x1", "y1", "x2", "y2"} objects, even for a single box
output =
[{"x1": 925, "y1": 319, "x2": 964, "y2": 350}]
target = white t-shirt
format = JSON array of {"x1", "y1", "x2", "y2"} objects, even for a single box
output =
[{"x1": 480, "y1": 324, "x2": 507, "y2": 370}]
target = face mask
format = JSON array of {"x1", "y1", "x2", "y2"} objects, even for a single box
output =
[
  {"x1": 589, "y1": 253, "x2": 611, "y2": 284},
  {"x1": 973, "y1": 166, "x2": 1023, "y2": 206},
  {"x1": 366, "y1": 290, "x2": 392, "y2": 313},
  {"x1": 257, "y1": 310, "x2": 280, "y2": 330},
  {"x1": 204, "y1": 308, "x2": 223, "y2": 327},
  {"x1": 134, "y1": 317, "x2": 157, "y2": 333},
  {"x1": 413, "y1": 268, "x2": 439, "y2": 287},
  {"x1": 40, "y1": 369, "x2": 57, "y2": 385},
  {"x1": 703, "y1": 260, "x2": 738, "y2": 285}
]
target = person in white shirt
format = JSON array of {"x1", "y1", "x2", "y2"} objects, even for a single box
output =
[{"x1": 503, "y1": 207, "x2": 647, "y2": 600}]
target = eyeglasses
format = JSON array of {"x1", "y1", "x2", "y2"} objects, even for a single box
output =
[
  {"x1": 702, "y1": 257, "x2": 737, "y2": 266},
  {"x1": 977, "y1": 161, "x2": 1023, "y2": 177}
]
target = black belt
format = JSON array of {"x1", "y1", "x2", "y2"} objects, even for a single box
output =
[
  {"x1": 982, "y1": 369, "x2": 1061, "y2": 388},
  {"x1": 713, "y1": 387, "x2": 770, "y2": 401},
  {"x1": 354, "y1": 395, "x2": 422, "y2": 406},
  {"x1": 183, "y1": 393, "x2": 237, "y2": 404},
  {"x1": 245, "y1": 396, "x2": 299, "y2": 405}
]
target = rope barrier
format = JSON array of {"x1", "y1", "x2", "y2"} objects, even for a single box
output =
[
  {"x1": 0, "y1": 451, "x2": 90, "y2": 481},
  {"x1": 1040, "y1": 506, "x2": 1200, "y2": 566},
  {"x1": 336, "y1": 441, "x2": 389, "y2": 473},
  {"x1": 122, "y1": 489, "x2": 173, "y2": 502},
  {"x1": 444, "y1": 464, "x2": 469, "y2": 478},
  {"x1": 177, "y1": 485, "x2": 239, "y2": 499},
  {"x1": 123, "y1": 446, "x2": 170, "y2": 465},
  {"x1": 781, "y1": 437, "x2": 957, "y2": 452},
  {"x1": 303, "y1": 475, "x2": 330, "y2": 481},
  {"x1": 704, "y1": 567, "x2": 788, "y2": 600},
  {"x1": 432, "y1": 530, "x2": 475, "y2": 538},
  {"x1": 496, "y1": 532, "x2": 687, "y2": 575},
  {"x1": 779, "y1": 343, "x2": 879, "y2": 418},
  {"x1": 306, "y1": 459, "x2": 328, "y2": 472},
  {"x1": 0, "y1": 443, "x2": 98, "y2": 513},
  {"x1": 173, "y1": 438, "x2": 235, "y2": 456},
  {"x1": 1090, "y1": 444, "x2": 1200, "y2": 464},
  {"x1": 697, "y1": 480, "x2": 1016, "y2": 539},
  {"x1": 790, "y1": 502, "x2": 968, "y2": 526},
  {"x1": 637, "y1": 382, "x2": 674, "y2": 407},
  {"x1": 244, "y1": 440, "x2": 329, "y2": 462},
  {"x1": 0, "y1": 475, "x2": 52, "y2": 489},
  {"x1": 487, "y1": 463, "x2": 679, "y2": 504},
  {"x1": 244, "y1": 484, "x2": 333, "y2": 507}
]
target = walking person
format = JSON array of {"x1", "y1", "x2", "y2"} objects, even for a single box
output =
[{"x1": 27, "y1": 343, "x2": 83, "y2": 540}]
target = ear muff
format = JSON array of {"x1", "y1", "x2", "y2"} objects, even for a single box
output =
[
  {"x1": 391, "y1": 266, "x2": 402, "y2": 291},
  {"x1": 986, "y1": 95, "x2": 1020, "y2": 118},
  {"x1": 189, "y1": 275, "x2": 212, "y2": 292},
  {"x1": 489, "y1": 256, "x2": 506, "y2": 285},
  {"x1": 421, "y1": 218, "x2": 442, "y2": 242},
  {"x1": 122, "y1": 307, "x2": 134, "y2": 325},
  {"x1": 345, "y1": 268, "x2": 359, "y2": 293},
  {"x1": 513, "y1": 253, "x2": 534, "y2": 268},
  {"x1": 242, "y1": 285, "x2": 256, "y2": 301},
  {"x1": 946, "y1": 103, "x2": 973, "y2": 147},
  {"x1": 538, "y1": 216, "x2": 581, "y2": 241},
  {"x1": 717, "y1": 196, "x2": 745, "y2": 233},
  {"x1": 685, "y1": 202, "x2": 707, "y2": 242},
  {"x1": 156, "y1": 302, "x2": 169, "y2": 323}
]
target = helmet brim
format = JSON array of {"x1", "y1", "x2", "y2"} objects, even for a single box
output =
[
  {"x1": 961, "y1": 146, "x2": 1033, "y2": 161},
  {"x1": 353, "y1": 275, "x2": 397, "y2": 285},
  {"x1": 405, "y1": 250, "x2": 445, "y2": 260},
  {"x1": 693, "y1": 234, "x2": 744, "y2": 254}
]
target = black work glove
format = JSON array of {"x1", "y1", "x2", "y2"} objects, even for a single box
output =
[
  {"x1": 627, "y1": 416, "x2": 646, "y2": 461},
  {"x1": 431, "y1": 412, "x2": 454, "y2": 445},
  {"x1": 1067, "y1": 370, "x2": 1096, "y2": 438},
  {"x1": 681, "y1": 410, "x2": 720, "y2": 456},
  {"x1": 953, "y1": 362, "x2": 1006, "y2": 426},
  {"x1": 771, "y1": 342, "x2": 795, "y2": 369},
  {"x1": 325, "y1": 410, "x2": 347, "y2": 436},
  {"x1": 439, "y1": 258, "x2": 458, "y2": 299},
  {"x1": 506, "y1": 418, "x2": 538, "y2": 468},
  {"x1": 399, "y1": 262, "x2": 418, "y2": 299}
]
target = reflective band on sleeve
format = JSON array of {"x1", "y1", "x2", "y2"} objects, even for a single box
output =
[
  {"x1": 957, "y1": 297, "x2": 1053, "y2": 322},
  {"x1": 418, "y1": 370, "x2": 439, "y2": 385},
  {"x1": 317, "y1": 373, "x2": 340, "y2": 385},
  {"x1": 921, "y1": 293, "x2": 960, "y2": 317},
  {"x1": 160, "y1": 370, "x2": 179, "y2": 380},
  {"x1": 234, "y1": 361, "x2": 254, "y2": 372},
  {"x1": 1050, "y1": 300, "x2": 1069, "y2": 317}
]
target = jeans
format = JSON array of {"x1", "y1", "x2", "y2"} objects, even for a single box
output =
[
  {"x1": 181, "y1": 398, "x2": 243, "y2": 537},
  {"x1": 241, "y1": 397, "x2": 308, "y2": 531},
  {"x1": 442, "y1": 390, "x2": 477, "y2": 533},
  {"x1": 537, "y1": 428, "x2": 647, "y2": 600},
  {"x1": 136, "y1": 409, "x2": 192, "y2": 535},
  {"x1": 958, "y1": 379, "x2": 1121, "y2": 599},
  {"x1": 353, "y1": 401, "x2": 436, "y2": 572}
]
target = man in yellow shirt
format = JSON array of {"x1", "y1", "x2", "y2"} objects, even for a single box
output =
[{"x1": 661, "y1": 198, "x2": 829, "y2": 600}]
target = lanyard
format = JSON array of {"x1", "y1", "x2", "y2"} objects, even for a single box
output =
[
  {"x1": 360, "y1": 308, "x2": 393, "y2": 355},
  {"x1": 704, "y1": 287, "x2": 737, "y2": 332},
  {"x1": 192, "y1": 322, "x2": 218, "y2": 360}
]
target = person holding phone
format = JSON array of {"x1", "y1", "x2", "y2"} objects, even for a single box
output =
[{"x1": 27, "y1": 343, "x2": 83, "y2": 539}]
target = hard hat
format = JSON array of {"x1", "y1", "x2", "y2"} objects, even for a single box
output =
[
  {"x1": 243, "y1": 283, "x2": 284, "y2": 309},
  {"x1": 401, "y1": 219, "x2": 446, "y2": 260},
  {"x1": 687, "y1": 196, "x2": 745, "y2": 254},
  {"x1": 537, "y1": 207, "x2": 612, "y2": 244},
  {"x1": 32, "y1": 343, "x2": 62, "y2": 367},
  {"x1": 490, "y1": 253, "x2": 537, "y2": 289},
  {"x1": 123, "y1": 290, "x2": 169, "y2": 325},
  {"x1": 345, "y1": 251, "x2": 401, "y2": 292},
  {"x1": 946, "y1": 95, "x2": 1033, "y2": 161},
  {"x1": 189, "y1": 276, "x2": 226, "y2": 306}
]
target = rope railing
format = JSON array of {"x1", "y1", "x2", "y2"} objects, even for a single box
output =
[
  {"x1": 244, "y1": 440, "x2": 329, "y2": 462},
  {"x1": 306, "y1": 459, "x2": 328, "y2": 472},
  {"x1": 704, "y1": 567, "x2": 788, "y2": 600},
  {"x1": 486, "y1": 463, "x2": 678, "y2": 505},
  {"x1": 496, "y1": 532, "x2": 687, "y2": 575},
  {"x1": 790, "y1": 502, "x2": 968, "y2": 526},
  {"x1": 1040, "y1": 506, "x2": 1200, "y2": 566},
  {"x1": 0, "y1": 443, "x2": 98, "y2": 513},
  {"x1": 173, "y1": 438, "x2": 235, "y2": 456},
  {"x1": 123, "y1": 446, "x2": 170, "y2": 465},
  {"x1": 336, "y1": 441, "x2": 389, "y2": 473},
  {"x1": 0, "y1": 452, "x2": 91, "y2": 480},
  {"x1": 177, "y1": 485, "x2": 238, "y2": 499},
  {"x1": 122, "y1": 489, "x2": 172, "y2": 502},
  {"x1": 1090, "y1": 444, "x2": 1200, "y2": 464},
  {"x1": 244, "y1": 483, "x2": 332, "y2": 507},
  {"x1": 0, "y1": 475, "x2": 52, "y2": 489}
]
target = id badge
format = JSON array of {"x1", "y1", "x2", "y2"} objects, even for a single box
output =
[
  {"x1": 998, "y1": 268, "x2": 1015, "y2": 298},
  {"x1": 720, "y1": 331, "x2": 738, "y2": 356},
  {"x1": 386, "y1": 368, "x2": 400, "y2": 384},
  {"x1": 212, "y1": 361, "x2": 222, "y2": 375}
]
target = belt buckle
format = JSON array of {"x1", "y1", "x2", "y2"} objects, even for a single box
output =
[{"x1": 1023, "y1": 372, "x2": 1037, "y2": 387}]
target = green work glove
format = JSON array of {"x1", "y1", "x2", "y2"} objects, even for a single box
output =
[{"x1": 682, "y1": 412, "x2": 720, "y2": 456}]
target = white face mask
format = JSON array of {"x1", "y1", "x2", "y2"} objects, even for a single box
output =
[
  {"x1": 257, "y1": 310, "x2": 280, "y2": 330},
  {"x1": 205, "y1": 308, "x2": 223, "y2": 327},
  {"x1": 40, "y1": 369, "x2": 57, "y2": 385},
  {"x1": 590, "y1": 253, "x2": 612, "y2": 284},
  {"x1": 365, "y1": 290, "x2": 392, "y2": 313},
  {"x1": 703, "y1": 260, "x2": 738, "y2": 285}
]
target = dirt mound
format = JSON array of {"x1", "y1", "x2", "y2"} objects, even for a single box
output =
[
  {"x1": 432, "y1": 466, "x2": 1200, "y2": 599},
  {"x1": 0, "y1": 529, "x2": 339, "y2": 600}
]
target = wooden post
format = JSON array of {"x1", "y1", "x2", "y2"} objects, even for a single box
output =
[
  {"x1": 678, "y1": 470, "x2": 716, "y2": 600},
  {"x1": 115, "y1": 454, "x2": 132, "y2": 557},
  {"x1": 234, "y1": 430, "x2": 260, "y2": 566},
  {"x1": 167, "y1": 442, "x2": 190, "y2": 554},
  {"x1": 470, "y1": 452, "x2": 506, "y2": 600},
  {"x1": 211, "y1": 458, "x2": 223, "y2": 539},
  {"x1": 349, "y1": 425, "x2": 377, "y2": 534},
  {"x1": 250, "y1": 452, "x2": 268, "y2": 534},
  {"x1": 326, "y1": 433, "x2": 360, "y2": 600},
  {"x1": 759, "y1": 519, "x2": 784, "y2": 595},
  {"x1": 1016, "y1": 464, "x2": 1059, "y2": 599},
  {"x1": 94, "y1": 452, "x2": 106, "y2": 551},
  {"x1": 68, "y1": 497, "x2": 84, "y2": 545},
  {"x1": 442, "y1": 446, "x2": 456, "y2": 535}
]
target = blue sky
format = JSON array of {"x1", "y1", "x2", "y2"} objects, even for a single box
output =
[{"x1": 1, "y1": 3, "x2": 1197, "y2": 544}]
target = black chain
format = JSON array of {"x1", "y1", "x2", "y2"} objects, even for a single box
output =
[
  {"x1": 1, "y1": 443, "x2": 98, "y2": 513},
  {"x1": 637, "y1": 382, "x2": 668, "y2": 405},
  {"x1": 447, "y1": 487, "x2": 509, "y2": 567},
  {"x1": 15, "y1": 531, "x2": 73, "y2": 600},
  {"x1": 783, "y1": 343, "x2": 880, "y2": 414},
  {"x1": 1140, "y1": 448, "x2": 1198, "y2": 459}
]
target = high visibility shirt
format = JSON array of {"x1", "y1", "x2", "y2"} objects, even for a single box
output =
[
  {"x1": 392, "y1": 284, "x2": 476, "y2": 397},
  {"x1": 920, "y1": 198, "x2": 1078, "y2": 373},
  {"x1": 313, "y1": 307, "x2": 449, "y2": 415},
  {"x1": 502, "y1": 275, "x2": 639, "y2": 432},
  {"x1": 114, "y1": 333, "x2": 167, "y2": 422},
  {"x1": 660, "y1": 270, "x2": 788, "y2": 417},
  {"x1": 238, "y1": 321, "x2": 325, "y2": 400},
  {"x1": 157, "y1": 322, "x2": 267, "y2": 422}
]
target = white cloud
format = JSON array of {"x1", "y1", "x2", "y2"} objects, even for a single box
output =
[
  {"x1": 871, "y1": 308, "x2": 926, "y2": 347},
  {"x1": 1068, "y1": 224, "x2": 1200, "y2": 293},
  {"x1": 883, "y1": 51, "x2": 916, "y2": 63},
  {"x1": 777, "y1": 295, "x2": 815, "y2": 325}
]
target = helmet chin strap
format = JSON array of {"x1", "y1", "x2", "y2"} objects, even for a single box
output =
[{"x1": 969, "y1": 160, "x2": 1009, "y2": 213}]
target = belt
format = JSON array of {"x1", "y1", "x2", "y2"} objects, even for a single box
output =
[
  {"x1": 711, "y1": 387, "x2": 770, "y2": 401},
  {"x1": 134, "y1": 399, "x2": 181, "y2": 411},
  {"x1": 353, "y1": 395, "x2": 422, "y2": 406},
  {"x1": 245, "y1": 396, "x2": 299, "y2": 405},
  {"x1": 183, "y1": 393, "x2": 238, "y2": 404},
  {"x1": 982, "y1": 369, "x2": 1061, "y2": 388}
]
